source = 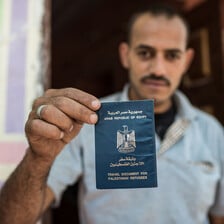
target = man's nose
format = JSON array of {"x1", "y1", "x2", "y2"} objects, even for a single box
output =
[{"x1": 150, "y1": 56, "x2": 166, "y2": 76}]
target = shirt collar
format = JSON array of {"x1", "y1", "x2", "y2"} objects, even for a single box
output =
[
  {"x1": 173, "y1": 90, "x2": 197, "y2": 121},
  {"x1": 119, "y1": 84, "x2": 130, "y2": 101}
]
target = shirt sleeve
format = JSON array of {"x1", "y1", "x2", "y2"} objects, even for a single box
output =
[
  {"x1": 209, "y1": 126, "x2": 224, "y2": 216},
  {"x1": 47, "y1": 135, "x2": 83, "y2": 206}
]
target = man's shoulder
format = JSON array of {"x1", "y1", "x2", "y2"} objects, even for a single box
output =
[
  {"x1": 193, "y1": 107, "x2": 223, "y2": 133},
  {"x1": 175, "y1": 90, "x2": 223, "y2": 131}
]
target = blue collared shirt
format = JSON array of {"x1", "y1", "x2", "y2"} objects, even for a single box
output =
[{"x1": 48, "y1": 85, "x2": 224, "y2": 224}]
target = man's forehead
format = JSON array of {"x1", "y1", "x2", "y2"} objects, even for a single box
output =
[
  {"x1": 130, "y1": 13, "x2": 188, "y2": 48},
  {"x1": 132, "y1": 13, "x2": 187, "y2": 32}
]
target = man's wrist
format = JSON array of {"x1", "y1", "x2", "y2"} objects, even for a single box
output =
[{"x1": 24, "y1": 148, "x2": 54, "y2": 181}]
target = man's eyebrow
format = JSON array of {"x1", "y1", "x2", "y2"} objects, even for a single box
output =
[
  {"x1": 165, "y1": 49, "x2": 184, "y2": 54},
  {"x1": 134, "y1": 44, "x2": 184, "y2": 53},
  {"x1": 134, "y1": 44, "x2": 155, "y2": 50}
]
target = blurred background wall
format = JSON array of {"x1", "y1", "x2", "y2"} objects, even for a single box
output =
[{"x1": 0, "y1": 0, "x2": 49, "y2": 191}]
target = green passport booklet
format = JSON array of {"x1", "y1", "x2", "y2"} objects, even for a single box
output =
[{"x1": 95, "y1": 100, "x2": 157, "y2": 189}]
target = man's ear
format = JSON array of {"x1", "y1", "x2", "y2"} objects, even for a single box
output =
[
  {"x1": 184, "y1": 48, "x2": 195, "y2": 72},
  {"x1": 119, "y1": 42, "x2": 130, "y2": 69}
]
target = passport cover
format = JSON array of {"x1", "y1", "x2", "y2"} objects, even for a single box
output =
[{"x1": 95, "y1": 100, "x2": 157, "y2": 189}]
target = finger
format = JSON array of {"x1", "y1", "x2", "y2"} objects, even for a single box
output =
[
  {"x1": 60, "y1": 120, "x2": 83, "y2": 144},
  {"x1": 26, "y1": 119, "x2": 64, "y2": 140},
  {"x1": 44, "y1": 88, "x2": 101, "y2": 111},
  {"x1": 41, "y1": 96, "x2": 99, "y2": 124},
  {"x1": 37, "y1": 104, "x2": 74, "y2": 132}
]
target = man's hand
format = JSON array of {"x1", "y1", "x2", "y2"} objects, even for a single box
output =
[
  {"x1": 25, "y1": 87, "x2": 101, "y2": 163},
  {"x1": 0, "y1": 88, "x2": 100, "y2": 224}
]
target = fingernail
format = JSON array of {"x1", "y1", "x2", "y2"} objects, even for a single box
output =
[
  {"x1": 69, "y1": 125, "x2": 73, "y2": 132},
  {"x1": 90, "y1": 114, "x2": 98, "y2": 123},
  {"x1": 60, "y1": 132, "x2": 64, "y2": 139},
  {"x1": 91, "y1": 100, "x2": 100, "y2": 109}
]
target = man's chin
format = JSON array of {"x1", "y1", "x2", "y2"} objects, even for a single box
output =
[
  {"x1": 129, "y1": 86, "x2": 170, "y2": 101},
  {"x1": 141, "y1": 93, "x2": 163, "y2": 101}
]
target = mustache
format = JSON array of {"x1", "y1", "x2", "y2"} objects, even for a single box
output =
[{"x1": 140, "y1": 74, "x2": 171, "y2": 86}]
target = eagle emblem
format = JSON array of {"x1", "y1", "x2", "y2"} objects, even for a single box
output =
[{"x1": 117, "y1": 125, "x2": 136, "y2": 153}]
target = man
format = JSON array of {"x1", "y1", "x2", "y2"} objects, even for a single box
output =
[{"x1": 0, "y1": 4, "x2": 223, "y2": 224}]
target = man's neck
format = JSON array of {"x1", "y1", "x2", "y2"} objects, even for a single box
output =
[
  {"x1": 154, "y1": 98, "x2": 172, "y2": 114},
  {"x1": 155, "y1": 100, "x2": 177, "y2": 139}
]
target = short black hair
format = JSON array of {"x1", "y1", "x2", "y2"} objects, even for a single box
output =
[{"x1": 126, "y1": 3, "x2": 190, "y2": 45}]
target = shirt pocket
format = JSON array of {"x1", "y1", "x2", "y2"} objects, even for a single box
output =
[
  {"x1": 186, "y1": 159, "x2": 220, "y2": 208},
  {"x1": 187, "y1": 160, "x2": 215, "y2": 174}
]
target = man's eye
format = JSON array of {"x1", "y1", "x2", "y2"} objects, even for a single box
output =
[
  {"x1": 137, "y1": 50, "x2": 154, "y2": 59},
  {"x1": 166, "y1": 52, "x2": 181, "y2": 61}
]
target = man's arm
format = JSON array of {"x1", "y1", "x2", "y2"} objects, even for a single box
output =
[
  {"x1": 0, "y1": 150, "x2": 55, "y2": 224},
  {"x1": 0, "y1": 88, "x2": 100, "y2": 224}
]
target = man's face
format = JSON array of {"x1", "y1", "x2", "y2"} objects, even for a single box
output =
[{"x1": 120, "y1": 14, "x2": 193, "y2": 112}]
